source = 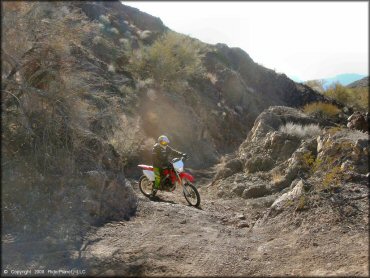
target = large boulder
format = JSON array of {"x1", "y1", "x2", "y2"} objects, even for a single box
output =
[
  {"x1": 347, "y1": 111, "x2": 368, "y2": 133},
  {"x1": 242, "y1": 184, "x2": 270, "y2": 199},
  {"x1": 270, "y1": 180, "x2": 305, "y2": 211}
]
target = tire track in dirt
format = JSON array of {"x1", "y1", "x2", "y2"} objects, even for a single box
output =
[
  {"x1": 81, "y1": 180, "x2": 254, "y2": 276},
  {"x1": 81, "y1": 178, "x2": 369, "y2": 276}
]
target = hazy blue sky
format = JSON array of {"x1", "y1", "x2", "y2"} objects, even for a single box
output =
[{"x1": 122, "y1": 1, "x2": 368, "y2": 81}]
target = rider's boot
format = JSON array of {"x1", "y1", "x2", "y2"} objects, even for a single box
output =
[
  {"x1": 151, "y1": 181, "x2": 159, "y2": 197},
  {"x1": 150, "y1": 188, "x2": 157, "y2": 197}
]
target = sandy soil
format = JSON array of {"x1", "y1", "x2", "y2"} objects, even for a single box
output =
[{"x1": 81, "y1": 176, "x2": 369, "y2": 277}]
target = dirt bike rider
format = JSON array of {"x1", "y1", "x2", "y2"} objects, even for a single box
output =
[{"x1": 152, "y1": 135, "x2": 187, "y2": 194}]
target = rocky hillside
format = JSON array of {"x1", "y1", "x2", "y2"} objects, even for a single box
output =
[
  {"x1": 7, "y1": 1, "x2": 334, "y2": 170},
  {"x1": 347, "y1": 76, "x2": 369, "y2": 88},
  {"x1": 2, "y1": 1, "x2": 364, "y2": 273},
  {"x1": 50, "y1": 1, "x2": 333, "y2": 172}
]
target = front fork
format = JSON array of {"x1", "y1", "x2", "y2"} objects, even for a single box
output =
[{"x1": 178, "y1": 172, "x2": 191, "y2": 197}]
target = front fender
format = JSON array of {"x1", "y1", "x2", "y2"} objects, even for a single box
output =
[{"x1": 179, "y1": 172, "x2": 195, "y2": 183}]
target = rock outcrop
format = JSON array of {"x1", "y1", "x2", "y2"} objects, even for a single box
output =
[
  {"x1": 212, "y1": 106, "x2": 322, "y2": 197},
  {"x1": 347, "y1": 111, "x2": 369, "y2": 133},
  {"x1": 213, "y1": 107, "x2": 368, "y2": 210},
  {"x1": 212, "y1": 105, "x2": 368, "y2": 234}
]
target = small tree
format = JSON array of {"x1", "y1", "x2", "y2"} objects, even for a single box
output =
[
  {"x1": 325, "y1": 83, "x2": 353, "y2": 105},
  {"x1": 304, "y1": 79, "x2": 325, "y2": 93}
]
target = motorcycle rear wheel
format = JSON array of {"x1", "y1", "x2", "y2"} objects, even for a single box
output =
[
  {"x1": 139, "y1": 175, "x2": 156, "y2": 197},
  {"x1": 183, "y1": 182, "x2": 200, "y2": 207}
]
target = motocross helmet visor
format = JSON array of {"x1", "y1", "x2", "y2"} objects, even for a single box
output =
[{"x1": 158, "y1": 135, "x2": 169, "y2": 146}]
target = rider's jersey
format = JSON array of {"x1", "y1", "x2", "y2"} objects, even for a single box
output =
[{"x1": 152, "y1": 143, "x2": 182, "y2": 168}]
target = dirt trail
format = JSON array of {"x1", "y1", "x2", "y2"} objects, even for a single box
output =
[{"x1": 81, "y1": 175, "x2": 368, "y2": 276}]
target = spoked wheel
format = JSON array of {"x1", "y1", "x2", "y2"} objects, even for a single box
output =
[
  {"x1": 183, "y1": 182, "x2": 200, "y2": 207},
  {"x1": 139, "y1": 175, "x2": 156, "y2": 197}
]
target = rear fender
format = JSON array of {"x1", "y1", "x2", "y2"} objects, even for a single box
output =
[{"x1": 179, "y1": 172, "x2": 195, "y2": 183}]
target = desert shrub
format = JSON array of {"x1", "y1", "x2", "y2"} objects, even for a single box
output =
[
  {"x1": 108, "y1": 115, "x2": 144, "y2": 166},
  {"x1": 306, "y1": 82, "x2": 368, "y2": 113},
  {"x1": 319, "y1": 165, "x2": 352, "y2": 192},
  {"x1": 3, "y1": 2, "x2": 94, "y2": 168},
  {"x1": 279, "y1": 122, "x2": 322, "y2": 138},
  {"x1": 2, "y1": 2, "x2": 132, "y2": 246},
  {"x1": 91, "y1": 34, "x2": 119, "y2": 62},
  {"x1": 306, "y1": 140, "x2": 355, "y2": 192},
  {"x1": 295, "y1": 195, "x2": 308, "y2": 211},
  {"x1": 303, "y1": 102, "x2": 341, "y2": 118},
  {"x1": 129, "y1": 31, "x2": 206, "y2": 91},
  {"x1": 325, "y1": 82, "x2": 369, "y2": 112},
  {"x1": 325, "y1": 83, "x2": 353, "y2": 105},
  {"x1": 271, "y1": 170, "x2": 284, "y2": 186},
  {"x1": 300, "y1": 151, "x2": 322, "y2": 174},
  {"x1": 206, "y1": 72, "x2": 218, "y2": 85},
  {"x1": 2, "y1": 4, "x2": 141, "y2": 271},
  {"x1": 304, "y1": 79, "x2": 325, "y2": 93},
  {"x1": 327, "y1": 126, "x2": 344, "y2": 135},
  {"x1": 302, "y1": 151, "x2": 315, "y2": 168},
  {"x1": 350, "y1": 86, "x2": 369, "y2": 112}
]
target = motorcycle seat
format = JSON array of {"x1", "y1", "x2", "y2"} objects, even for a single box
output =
[{"x1": 138, "y1": 164, "x2": 153, "y2": 171}]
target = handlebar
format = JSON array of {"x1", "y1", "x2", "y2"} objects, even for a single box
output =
[{"x1": 172, "y1": 154, "x2": 189, "y2": 163}]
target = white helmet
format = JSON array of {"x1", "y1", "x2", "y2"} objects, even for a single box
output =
[{"x1": 158, "y1": 135, "x2": 169, "y2": 147}]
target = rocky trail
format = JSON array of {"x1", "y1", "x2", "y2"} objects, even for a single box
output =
[
  {"x1": 2, "y1": 2, "x2": 369, "y2": 277},
  {"x1": 80, "y1": 171, "x2": 368, "y2": 276}
]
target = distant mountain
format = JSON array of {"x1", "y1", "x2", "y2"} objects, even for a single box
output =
[
  {"x1": 321, "y1": 73, "x2": 366, "y2": 89},
  {"x1": 288, "y1": 75, "x2": 303, "y2": 83},
  {"x1": 346, "y1": 76, "x2": 369, "y2": 88}
]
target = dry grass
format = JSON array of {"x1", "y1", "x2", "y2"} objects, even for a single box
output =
[
  {"x1": 108, "y1": 114, "x2": 144, "y2": 165},
  {"x1": 326, "y1": 126, "x2": 344, "y2": 136},
  {"x1": 279, "y1": 122, "x2": 322, "y2": 138},
  {"x1": 303, "y1": 102, "x2": 341, "y2": 117},
  {"x1": 271, "y1": 170, "x2": 284, "y2": 185},
  {"x1": 206, "y1": 72, "x2": 218, "y2": 85}
]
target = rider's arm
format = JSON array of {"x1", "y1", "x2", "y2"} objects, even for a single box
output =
[{"x1": 167, "y1": 146, "x2": 184, "y2": 158}]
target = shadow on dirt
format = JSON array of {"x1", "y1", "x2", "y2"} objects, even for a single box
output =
[
  {"x1": 148, "y1": 195, "x2": 204, "y2": 211},
  {"x1": 149, "y1": 196, "x2": 177, "y2": 205}
]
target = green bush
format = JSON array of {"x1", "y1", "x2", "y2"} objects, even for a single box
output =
[
  {"x1": 129, "y1": 31, "x2": 206, "y2": 91},
  {"x1": 325, "y1": 83, "x2": 353, "y2": 106},
  {"x1": 304, "y1": 81, "x2": 368, "y2": 113},
  {"x1": 350, "y1": 86, "x2": 369, "y2": 112}
]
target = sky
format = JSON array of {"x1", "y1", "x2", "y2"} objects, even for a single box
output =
[{"x1": 121, "y1": 1, "x2": 368, "y2": 81}]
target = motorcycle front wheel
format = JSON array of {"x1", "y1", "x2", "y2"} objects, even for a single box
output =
[
  {"x1": 183, "y1": 182, "x2": 200, "y2": 207},
  {"x1": 139, "y1": 175, "x2": 156, "y2": 197}
]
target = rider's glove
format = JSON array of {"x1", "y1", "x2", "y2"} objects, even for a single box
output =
[{"x1": 182, "y1": 153, "x2": 188, "y2": 159}]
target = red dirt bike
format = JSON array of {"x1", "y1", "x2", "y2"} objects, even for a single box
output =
[{"x1": 138, "y1": 156, "x2": 200, "y2": 207}]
